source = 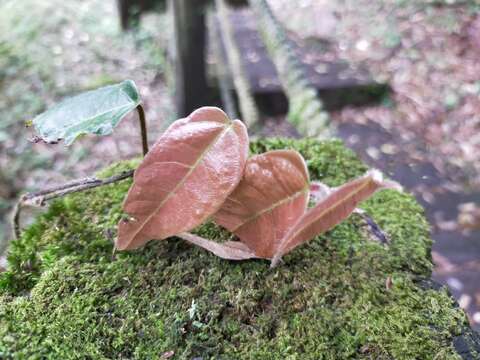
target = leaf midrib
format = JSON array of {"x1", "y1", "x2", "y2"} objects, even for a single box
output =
[
  {"x1": 36, "y1": 87, "x2": 137, "y2": 139},
  {"x1": 231, "y1": 186, "x2": 309, "y2": 232},
  {"x1": 129, "y1": 121, "x2": 234, "y2": 242},
  {"x1": 278, "y1": 178, "x2": 372, "y2": 253}
]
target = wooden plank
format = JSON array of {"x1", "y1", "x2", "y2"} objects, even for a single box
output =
[
  {"x1": 169, "y1": 0, "x2": 209, "y2": 117},
  {"x1": 212, "y1": 8, "x2": 387, "y2": 110}
]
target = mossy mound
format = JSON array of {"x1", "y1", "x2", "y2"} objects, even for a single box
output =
[{"x1": 0, "y1": 139, "x2": 478, "y2": 359}]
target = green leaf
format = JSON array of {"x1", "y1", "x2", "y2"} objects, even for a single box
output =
[{"x1": 33, "y1": 80, "x2": 140, "y2": 145}]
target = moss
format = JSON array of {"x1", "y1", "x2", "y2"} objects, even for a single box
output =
[{"x1": 0, "y1": 138, "x2": 474, "y2": 359}]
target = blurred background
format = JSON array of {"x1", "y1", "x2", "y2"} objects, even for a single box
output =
[{"x1": 0, "y1": 0, "x2": 479, "y2": 330}]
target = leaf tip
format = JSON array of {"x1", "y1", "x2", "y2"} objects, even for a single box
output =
[
  {"x1": 188, "y1": 106, "x2": 230, "y2": 124},
  {"x1": 121, "y1": 79, "x2": 141, "y2": 104},
  {"x1": 367, "y1": 169, "x2": 384, "y2": 183},
  {"x1": 367, "y1": 169, "x2": 403, "y2": 192},
  {"x1": 270, "y1": 256, "x2": 282, "y2": 268}
]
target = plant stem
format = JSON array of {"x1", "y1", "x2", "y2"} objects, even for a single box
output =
[
  {"x1": 12, "y1": 170, "x2": 134, "y2": 240},
  {"x1": 137, "y1": 104, "x2": 149, "y2": 156},
  {"x1": 12, "y1": 198, "x2": 24, "y2": 242}
]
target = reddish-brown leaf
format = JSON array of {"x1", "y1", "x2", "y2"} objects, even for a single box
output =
[
  {"x1": 116, "y1": 107, "x2": 249, "y2": 250},
  {"x1": 177, "y1": 232, "x2": 258, "y2": 260},
  {"x1": 214, "y1": 150, "x2": 309, "y2": 258},
  {"x1": 272, "y1": 170, "x2": 399, "y2": 266}
]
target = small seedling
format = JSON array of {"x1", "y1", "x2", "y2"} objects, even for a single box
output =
[{"x1": 14, "y1": 82, "x2": 401, "y2": 267}]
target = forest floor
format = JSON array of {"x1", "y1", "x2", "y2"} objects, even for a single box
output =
[
  {"x1": 265, "y1": 0, "x2": 480, "y2": 329},
  {"x1": 0, "y1": 0, "x2": 479, "y2": 328}
]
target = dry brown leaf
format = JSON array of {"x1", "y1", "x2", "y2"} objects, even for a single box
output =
[
  {"x1": 271, "y1": 170, "x2": 399, "y2": 266},
  {"x1": 177, "y1": 232, "x2": 258, "y2": 260},
  {"x1": 116, "y1": 107, "x2": 248, "y2": 250},
  {"x1": 458, "y1": 202, "x2": 480, "y2": 231},
  {"x1": 214, "y1": 150, "x2": 309, "y2": 258}
]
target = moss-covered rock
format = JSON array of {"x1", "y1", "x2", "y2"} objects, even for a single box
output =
[{"x1": 0, "y1": 138, "x2": 478, "y2": 359}]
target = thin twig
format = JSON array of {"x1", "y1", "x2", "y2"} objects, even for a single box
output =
[
  {"x1": 355, "y1": 211, "x2": 390, "y2": 245},
  {"x1": 23, "y1": 177, "x2": 100, "y2": 199},
  {"x1": 12, "y1": 170, "x2": 135, "y2": 240},
  {"x1": 136, "y1": 104, "x2": 149, "y2": 156}
]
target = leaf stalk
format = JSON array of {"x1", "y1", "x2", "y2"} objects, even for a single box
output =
[{"x1": 136, "y1": 104, "x2": 149, "y2": 156}]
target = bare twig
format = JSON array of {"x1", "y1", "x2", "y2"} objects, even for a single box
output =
[
  {"x1": 354, "y1": 209, "x2": 390, "y2": 245},
  {"x1": 12, "y1": 169, "x2": 135, "y2": 240},
  {"x1": 136, "y1": 104, "x2": 149, "y2": 156},
  {"x1": 23, "y1": 177, "x2": 100, "y2": 199}
]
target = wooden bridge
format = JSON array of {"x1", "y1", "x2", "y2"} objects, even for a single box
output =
[{"x1": 118, "y1": 0, "x2": 387, "y2": 137}]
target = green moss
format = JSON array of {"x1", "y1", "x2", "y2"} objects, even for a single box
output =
[{"x1": 0, "y1": 138, "x2": 474, "y2": 359}]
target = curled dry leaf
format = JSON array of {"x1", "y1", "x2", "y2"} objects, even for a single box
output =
[
  {"x1": 116, "y1": 107, "x2": 248, "y2": 250},
  {"x1": 214, "y1": 150, "x2": 310, "y2": 258},
  {"x1": 271, "y1": 170, "x2": 400, "y2": 266}
]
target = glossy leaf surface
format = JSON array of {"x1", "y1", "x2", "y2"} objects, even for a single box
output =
[
  {"x1": 272, "y1": 170, "x2": 397, "y2": 265},
  {"x1": 33, "y1": 80, "x2": 140, "y2": 145},
  {"x1": 117, "y1": 107, "x2": 248, "y2": 250},
  {"x1": 214, "y1": 150, "x2": 309, "y2": 258}
]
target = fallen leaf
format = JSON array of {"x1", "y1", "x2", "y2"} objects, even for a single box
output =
[
  {"x1": 386, "y1": 276, "x2": 392, "y2": 290},
  {"x1": 161, "y1": 351, "x2": 175, "y2": 359},
  {"x1": 459, "y1": 294, "x2": 472, "y2": 309},
  {"x1": 214, "y1": 150, "x2": 309, "y2": 258},
  {"x1": 116, "y1": 107, "x2": 249, "y2": 250},
  {"x1": 458, "y1": 202, "x2": 480, "y2": 230}
]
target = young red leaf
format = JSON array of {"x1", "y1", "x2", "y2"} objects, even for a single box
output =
[
  {"x1": 177, "y1": 232, "x2": 258, "y2": 260},
  {"x1": 271, "y1": 170, "x2": 399, "y2": 266},
  {"x1": 116, "y1": 107, "x2": 248, "y2": 250},
  {"x1": 214, "y1": 150, "x2": 309, "y2": 258}
]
